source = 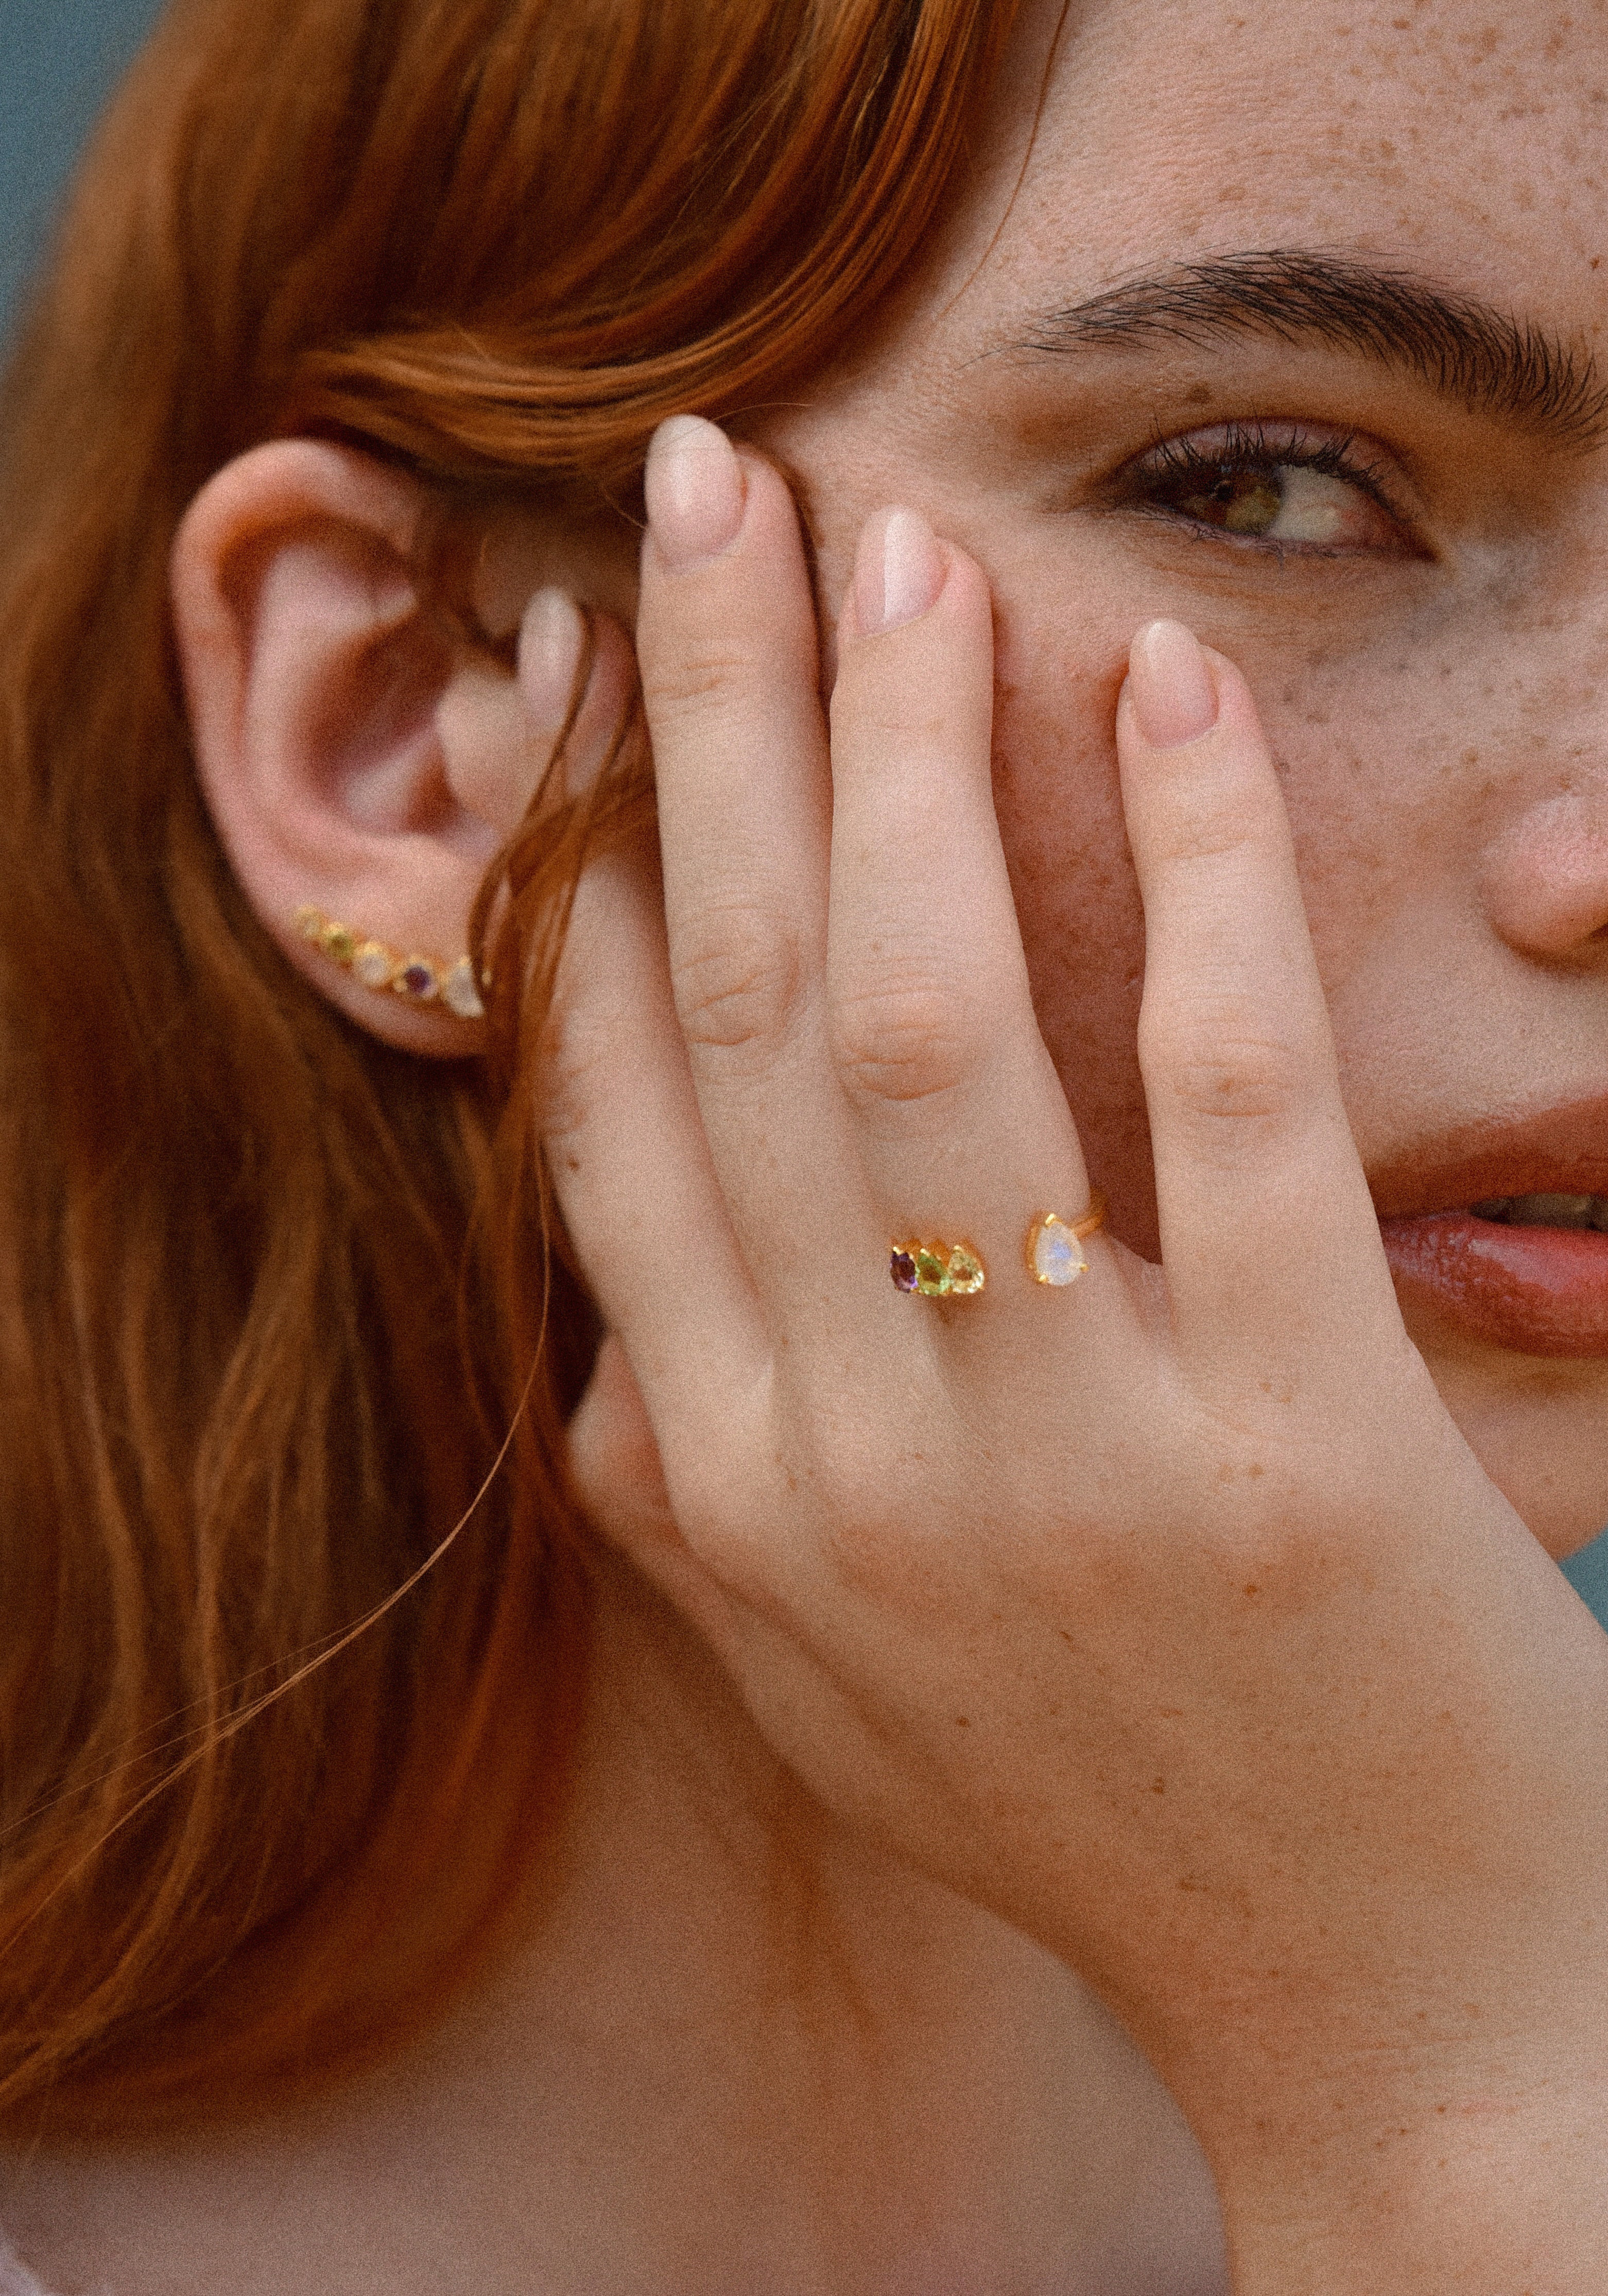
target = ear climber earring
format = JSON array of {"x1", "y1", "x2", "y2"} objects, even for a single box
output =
[{"x1": 293, "y1": 906, "x2": 487, "y2": 1020}]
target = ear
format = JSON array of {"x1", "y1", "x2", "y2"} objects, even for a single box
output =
[{"x1": 170, "y1": 439, "x2": 590, "y2": 1053}]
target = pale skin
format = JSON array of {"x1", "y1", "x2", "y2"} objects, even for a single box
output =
[{"x1": 10, "y1": 0, "x2": 1608, "y2": 2289}]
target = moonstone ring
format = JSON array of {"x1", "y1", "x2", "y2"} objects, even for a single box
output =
[{"x1": 1025, "y1": 1193, "x2": 1107, "y2": 1287}]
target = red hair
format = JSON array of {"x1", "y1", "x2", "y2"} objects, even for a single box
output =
[{"x1": 0, "y1": 0, "x2": 1022, "y2": 2131}]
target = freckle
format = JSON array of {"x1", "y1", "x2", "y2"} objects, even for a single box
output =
[
  {"x1": 1185, "y1": 382, "x2": 1213, "y2": 405},
  {"x1": 1151, "y1": 1777, "x2": 1166, "y2": 1793},
  {"x1": 1243, "y1": 1583, "x2": 1260, "y2": 1597},
  {"x1": 565, "y1": 1155, "x2": 580, "y2": 1171},
  {"x1": 955, "y1": 1715, "x2": 971, "y2": 1727},
  {"x1": 1217, "y1": 1462, "x2": 1234, "y2": 1482},
  {"x1": 1248, "y1": 1462, "x2": 1264, "y2": 1479},
  {"x1": 1462, "y1": 747, "x2": 1480, "y2": 766}
]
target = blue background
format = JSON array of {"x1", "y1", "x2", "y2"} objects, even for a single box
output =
[
  {"x1": 7, "y1": 0, "x2": 1608, "y2": 1629},
  {"x1": 2, "y1": 0, "x2": 165, "y2": 337}
]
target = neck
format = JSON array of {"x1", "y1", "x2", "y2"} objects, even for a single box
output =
[{"x1": 2, "y1": 1550, "x2": 1226, "y2": 2295}]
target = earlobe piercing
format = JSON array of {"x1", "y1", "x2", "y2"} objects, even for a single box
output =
[{"x1": 292, "y1": 906, "x2": 487, "y2": 1020}]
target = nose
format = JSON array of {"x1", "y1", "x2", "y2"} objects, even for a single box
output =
[{"x1": 1480, "y1": 781, "x2": 1608, "y2": 960}]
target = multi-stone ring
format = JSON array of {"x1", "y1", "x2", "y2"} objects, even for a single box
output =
[{"x1": 889, "y1": 1191, "x2": 1106, "y2": 1299}]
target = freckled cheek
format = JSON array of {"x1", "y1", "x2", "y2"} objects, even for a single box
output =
[
  {"x1": 991, "y1": 672, "x2": 1163, "y2": 1257},
  {"x1": 988, "y1": 643, "x2": 1467, "y2": 1256},
  {"x1": 1266, "y1": 652, "x2": 1480, "y2": 1004}
]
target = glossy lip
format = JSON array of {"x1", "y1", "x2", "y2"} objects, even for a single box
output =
[{"x1": 1370, "y1": 1092, "x2": 1608, "y2": 1359}]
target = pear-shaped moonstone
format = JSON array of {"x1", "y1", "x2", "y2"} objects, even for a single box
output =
[
  {"x1": 442, "y1": 957, "x2": 486, "y2": 1019},
  {"x1": 1031, "y1": 1215, "x2": 1087, "y2": 1287}
]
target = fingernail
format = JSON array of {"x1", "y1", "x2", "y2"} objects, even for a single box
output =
[
  {"x1": 1126, "y1": 620, "x2": 1219, "y2": 748},
  {"x1": 852, "y1": 507, "x2": 946, "y2": 635},
  {"x1": 644, "y1": 415, "x2": 746, "y2": 570},
  {"x1": 517, "y1": 587, "x2": 586, "y2": 736}
]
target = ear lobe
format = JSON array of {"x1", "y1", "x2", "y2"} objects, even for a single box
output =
[{"x1": 171, "y1": 439, "x2": 549, "y2": 1054}]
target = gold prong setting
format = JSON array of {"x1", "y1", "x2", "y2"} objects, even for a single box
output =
[{"x1": 293, "y1": 907, "x2": 487, "y2": 1020}]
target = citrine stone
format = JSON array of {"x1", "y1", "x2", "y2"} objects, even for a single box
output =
[
  {"x1": 320, "y1": 923, "x2": 358, "y2": 966},
  {"x1": 945, "y1": 1244, "x2": 985, "y2": 1295},
  {"x1": 1030, "y1": 1214, "x2": 1086, "y2": 1287}
]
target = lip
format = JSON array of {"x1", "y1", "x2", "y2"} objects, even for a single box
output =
[{"x1": 1371, "y1": 1092, "x2": 1608, "y2": 1359}]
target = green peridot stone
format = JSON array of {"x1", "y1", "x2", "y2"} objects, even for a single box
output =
[{"x1": 914, "y1": 1248, "x2": 950, "y2": 1296}]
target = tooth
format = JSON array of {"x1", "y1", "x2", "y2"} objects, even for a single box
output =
[
  {"x1": 1508, "y1": 1193, "x2": 1596, "y2": 1227},
  {"x1": 1471, "y1": 1198, "x2": 1514, "y2": 1221}
]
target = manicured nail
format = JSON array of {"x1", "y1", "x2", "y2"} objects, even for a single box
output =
[
  {"x1": 645, "y1": 415, "x2": 746, "y2": 570},
  {"x1": 852, "y1": 507, "x2": 946, "y2": 635},
  {"x1": 1126, "y1": 620, "x2": 1219, "y2": 748},
  {"x1": 517, "y1": 587, "x2": 586, "y2": 736}
]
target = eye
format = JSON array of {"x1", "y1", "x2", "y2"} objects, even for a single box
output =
[{"x1": 1119, "y1": 422, "x2": 1413, "y2": 554}]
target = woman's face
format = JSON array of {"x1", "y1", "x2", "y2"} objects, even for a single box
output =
[{"x1": 754, "y1": 0, "x2": 1608, "y2": 1555}]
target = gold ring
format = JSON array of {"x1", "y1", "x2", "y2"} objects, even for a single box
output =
[
  {"x1": 889, "y1": 1240, "x2": 987, "y2": 1297},
  {"x1": 1025, "y1": 1192, "x2": 1106, "y2": 1287}
]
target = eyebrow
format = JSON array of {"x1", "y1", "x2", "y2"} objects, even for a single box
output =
[{"x1": 1010, "y1": 249, "x2": 1608, "y2": 450}]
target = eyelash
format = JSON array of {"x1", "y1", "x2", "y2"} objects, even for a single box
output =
[{"x1": 1116, "y1": 419, "x2": 1408, "y2": 549}]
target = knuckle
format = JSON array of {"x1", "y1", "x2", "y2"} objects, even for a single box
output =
[
  {"x1": 671, "y1": 903, "x2": 804, "y2": 1057},
  {"x1": 1139, "y1": 1003, "x2": 1307, "y2": 1134},
  {"x1": 641, "y1": 641, "x2": 759, "y2": 723},
  {"x1": 1150, "y1": 762, "x2": 1272, "y2": 869},
  {"x1": 828, "y1": 978, "x2": 974, "y2": 1110}
]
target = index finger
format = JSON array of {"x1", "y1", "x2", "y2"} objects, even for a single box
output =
[{"x1": 1117, "y1": 620, "x2": 1403, "y2": 1376}]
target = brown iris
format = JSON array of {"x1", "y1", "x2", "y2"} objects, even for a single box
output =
[{"x1": 1172, "y1": 467, "x2": 1285, "y2": 535}]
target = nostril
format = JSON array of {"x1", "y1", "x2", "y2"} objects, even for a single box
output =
[{"x1": 1478, "y1": 791, "x2": 1608, "y2": 958}]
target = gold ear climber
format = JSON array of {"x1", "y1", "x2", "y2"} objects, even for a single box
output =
[{"x1": 293, "y1": 906, "x2": 487, "y2": 1020}]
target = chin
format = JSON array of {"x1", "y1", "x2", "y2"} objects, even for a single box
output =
[{"x1": 1408, "y1": 1311, "x2": 1608, "y2": 1562}]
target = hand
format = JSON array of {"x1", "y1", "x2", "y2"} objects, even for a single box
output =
[{"x1": 548, "y1": 416, "x2": 1608, "y2": 2288}]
